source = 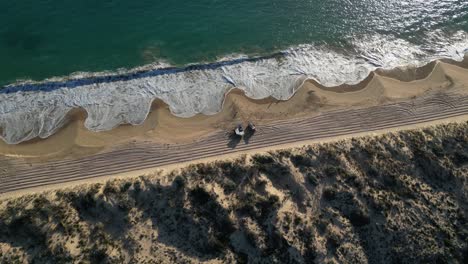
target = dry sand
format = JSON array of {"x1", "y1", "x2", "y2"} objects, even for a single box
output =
[
  {"x1": 0, "y1": 59, "x2": 467, "y2": 162},
  {"x1": 3, "y1": 115, "x2": 467, "y2": 200}
]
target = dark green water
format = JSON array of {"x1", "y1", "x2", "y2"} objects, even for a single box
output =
[{"x1": 1, "y1": 0, "x2": 468, "y2": 85}]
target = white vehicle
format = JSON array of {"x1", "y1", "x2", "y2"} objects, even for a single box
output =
[{"x1": 235, "y1": 124, "x2": 245, "y2": 136}]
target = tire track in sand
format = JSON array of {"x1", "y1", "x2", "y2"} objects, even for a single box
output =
[{"x1": 1, "y1": 91, "x2": 468, "y2": 194}]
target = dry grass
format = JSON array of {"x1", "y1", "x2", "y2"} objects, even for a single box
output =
[{"x1": 0, "y1": 122, "x2": 467, "y2": 263}]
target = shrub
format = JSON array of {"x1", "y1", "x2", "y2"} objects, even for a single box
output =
[
  {"x1": 103, "y1": 182, "x2": 118, "y2": 195},
  {"x1": 290, "y1": 155, "x2": 313, "y2": 167},
  {"x1": 323, "y1": 187, "x2": 336, "y2": 201},
  {"x1": 324, "y1": 165, "x2": 346, "y2": 177},
  {"x1": 251, "y1": 154, "x2": 274, "y2": 165},
  {"x1": 120, "y1": 182, "x2": 132, "y2": 192},
  {"x1": 451, "y1": 152, "x2": 468, "y2": 167},
  {"x1": 306, "y1": 172, "x2": 319, "y2": 186},
  {"x1": 190, "y1": 187, "x2": 212, "y2": 206},
  {"x1": 348, "y1": 210, "x2": 370, "y2": 227},
  {"x1": 172, "y1": 176, "x2": 185, "y2": 190}
]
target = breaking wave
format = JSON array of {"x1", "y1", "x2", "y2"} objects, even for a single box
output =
[{"x1": 1, "y1": 30, "x2": 467, "y2": 144}]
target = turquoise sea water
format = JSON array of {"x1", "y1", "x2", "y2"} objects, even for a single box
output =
[
  {"x1": 1, "y1": 0, "x2": 468, "y2": 86},
  {"x1": 1, "y1": 0, "x2": 468, "y2": 144}
]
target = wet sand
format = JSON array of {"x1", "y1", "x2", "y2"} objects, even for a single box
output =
[
  {"x1": 1, "y1": 59, "x2": 467, "y2": 162},
  {"x1": 0, "y1": 58, "x2": 468, "y2": 195}
]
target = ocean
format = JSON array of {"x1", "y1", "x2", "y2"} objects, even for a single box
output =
[{"x1": 1, "y1": 0, "x2": 468, "y2": 143}]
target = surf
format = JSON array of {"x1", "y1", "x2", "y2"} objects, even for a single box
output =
[{"x1": 0, "y1": 30, "x2": 467, "y2": 144}]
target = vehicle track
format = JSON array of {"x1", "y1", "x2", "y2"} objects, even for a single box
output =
[{"x1": 1, "y1": 91, "x2": 467, "y2": 194}]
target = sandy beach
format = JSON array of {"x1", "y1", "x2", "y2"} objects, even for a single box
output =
[
  {"x1": 0, "y1": 58, "x2": 467, "y2": 196},
  {"x1": 1, "y1": 58, "x2": 467, "y2": 161}
]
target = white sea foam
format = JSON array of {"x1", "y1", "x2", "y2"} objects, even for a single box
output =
[{"x1": 0, "y1": 31, "x2": 467, "y2": 144}]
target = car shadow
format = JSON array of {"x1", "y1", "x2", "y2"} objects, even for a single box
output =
[
  {"x1": 227, "y1": 131, "x2": 242, "y2": 149},
  {"x1": 243, "y1": 126, "x2": 256, "y2": 144}
]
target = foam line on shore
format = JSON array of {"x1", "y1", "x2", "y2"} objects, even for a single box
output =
[
  {"x1": 0, "y1": 31, "x2": 467, "y2": 144},
  {"x1": 1, "y1": 59, "x2": 467, "y2": 160}
]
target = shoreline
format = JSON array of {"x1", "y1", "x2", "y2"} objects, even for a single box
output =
[
  {"x1": 1, "y1": 59, "x2": 467, "y2": 160},
  {"x1": 1, "y1": 85, "x2": 468, "y2": 194},
  {"x1": 0, "y1": 39, "x2": 467, "y2": 145}
]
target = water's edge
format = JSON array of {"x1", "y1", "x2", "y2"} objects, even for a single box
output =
[{"x1": 1, "y1": 31, "x2": 467, "y2": 144}]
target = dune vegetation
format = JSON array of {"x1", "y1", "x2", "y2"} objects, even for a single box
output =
[{"x1": 0, "y1": 122, "x2": 467, "y2": 263}]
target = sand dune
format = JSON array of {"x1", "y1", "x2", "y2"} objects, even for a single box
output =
[
  {"x1": 0, "y1": 122, "x2": 467, "y2": 263},
  {"x1": 1, "y1": 60, "x2": 467, "y2": 162}
]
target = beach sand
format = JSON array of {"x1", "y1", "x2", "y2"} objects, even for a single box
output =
[{"x1": 1, "y1": 59, "x2": 467, "y2": 161}]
